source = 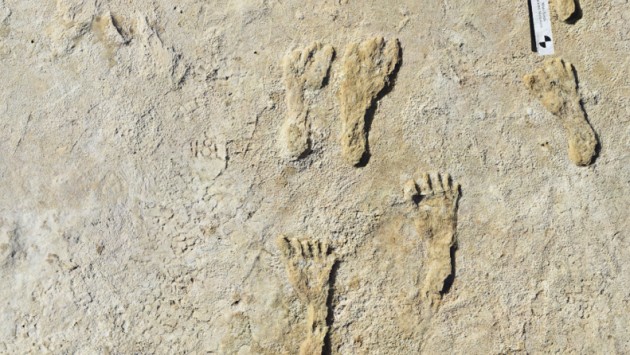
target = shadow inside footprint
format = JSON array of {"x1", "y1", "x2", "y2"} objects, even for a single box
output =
[
  {"x1": 356, "y1": 45, "x2": 403, "y2": 168},
  {"x1": 440, "y1": 244, "x2": 457, "y2": 296},
  {"x1": 578, "y1": 100, "x2": 601, "y2": 165},
  {"x1": 322, "y1": 260, "x2": 339, "y2": 355},
  {"x1": 320, "y1": 50, "x2": 336, "y2": 89},
  {"x1": 566, "y1": 0, "x2": 583, "y2": 24},
  {"x1": 571, "y1": 65, "x2": 601, "y2": 164}
]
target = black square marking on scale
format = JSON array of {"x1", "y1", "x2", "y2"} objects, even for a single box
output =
[{"x1": 539, "y1": 35, "x2": 552, "y2": 48}]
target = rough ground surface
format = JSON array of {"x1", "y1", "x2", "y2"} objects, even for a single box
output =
[{"x1": 0, "y1": 0, "x2": 629, "y2": 353}]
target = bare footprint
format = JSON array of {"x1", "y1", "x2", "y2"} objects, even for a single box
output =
[
  {"x1": 524, "y1": 58, "x2": 598, "y2": 166},
  {"x1": 404, "y1": 173, "x2": 460, "y2": 308},
  {"x1": 339, "y1": 37, "x2": 400, "y2": 166},
  {"x1": 554, "y1": 0, "x2": 576, "y2": 22},
  {"x1": 277, "y1": 236, "x2": 336, "y2": 355},
  {"x1": 281, "y1": 42, "x2": 334, "y2": 160}
]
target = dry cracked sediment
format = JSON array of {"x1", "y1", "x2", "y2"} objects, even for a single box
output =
[{"x1": 0, "y1": 0, "x2": 629, "y2": 354}]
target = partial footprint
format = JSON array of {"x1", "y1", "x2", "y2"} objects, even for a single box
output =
[
  {"x1": 281, "y1": 42, "x2": 334, "y2": 160},
  {"x1": 277, "y1": 236, "x2": 336, "y2": 355},
  {"x1": 47, "y1": 0, "x2": 96, "y2": 56},
  {"x1": 134, "y1": 15, "x2": 188, "y2": 86},
  {"x1": 339, "y1": 37, "x2": 401, "y2": 166},
  {"x1": 404, "y1": 173, "x2": 460, "y2": 308},
  {"x1": 524, "y1": 58, "x2": 598, "y2": 166},
  {"x1": 92, "y1": 12, "x2": 130, "y2": 66},
  {"x1": 189, "y1": 132, "x2": 227, "y2": 180},
  {"x1": 554, "y1": 0, "x2": 576, "y2": 22}
]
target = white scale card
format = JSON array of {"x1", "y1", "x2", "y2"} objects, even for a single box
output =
[{"x1": 530, "y1": 0, "x2": 555, "y2": 55}]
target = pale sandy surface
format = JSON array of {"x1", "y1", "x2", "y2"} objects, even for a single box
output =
[{"x1": 0, "y1": 0, "x2": 629, "y2": 353}]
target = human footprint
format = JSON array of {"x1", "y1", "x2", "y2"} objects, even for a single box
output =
[
  {"x1": 277, "y1": 236, "x2": 336, "y2": 355},
  {"x1": 524, "y1": 58, "x2": 598, "y2": 166},
  {"x1": 338, "y1": 37, "x2": 400, "y2": 166},
  {"x1": 404, "y1": 173, "x2": 461, "y2": 308},
  {"x1": 281, "y1": 42, "x2": 334, "y2": 160}
]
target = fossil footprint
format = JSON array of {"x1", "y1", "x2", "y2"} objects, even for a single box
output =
[
  {"x1": 339, "y1": 37, "x2": 400, "y2": 166},
  {"x1": 524, "y1": 58, "x2": 598, "y2": 166},
  {"x1": 404, "y1": 173, "x2": 461, "y2": 308},
  {"x1": 554, "y1": 0, "x2": 576, "y2": 22},
  {"x1": 277, "y1": 236, "x2": 336, "y2": 355},
  {"x1": 281, "y1": 42, "x2": 334, "y2": 160}
]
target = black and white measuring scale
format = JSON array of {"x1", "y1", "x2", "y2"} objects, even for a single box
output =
[{"x1": 529, "y1": 0, "x2": 555, "y2": 55}]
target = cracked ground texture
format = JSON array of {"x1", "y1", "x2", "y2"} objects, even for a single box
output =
[{"x1": 0, "y1": 0, "x2": 628, "y2": 353}]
